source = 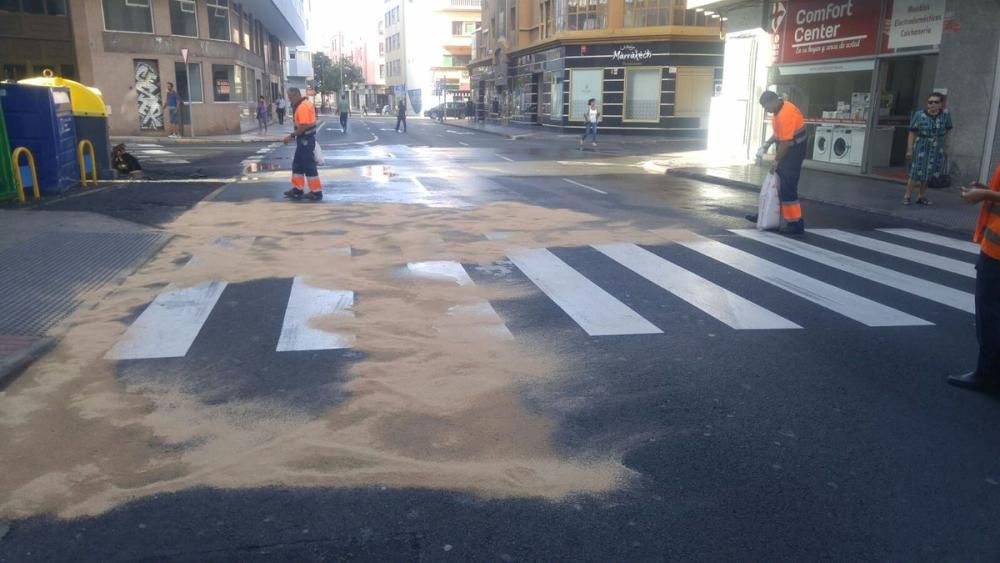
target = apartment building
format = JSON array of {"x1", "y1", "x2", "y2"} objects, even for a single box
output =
[
  {"x1": 384, "y1": 0, "x2": 481, "y2": 115},
  {"x1": 286, "y1": 46, "x2": 313, "y2": 93},
  {"x1": 470, "y1": 0, "x2": 722, "y2": 135},
  {"x1": 0, "y1": 0, "x2": 307, "y2": 136}
]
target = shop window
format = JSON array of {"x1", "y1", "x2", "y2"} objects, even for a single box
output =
[
  {"x1": 0, "y1": 0, "x2": 18, "y2": 13},
  {"x1": 212, "y1": 64, "x2": 235, "y2": 101},
  {"x1": 675, "y1": 66, "x2": 714, "y2": 117},
  {"x1": 207, "y1": 0, "x2": 230, "y2": 41},
  {"x1": 624, "y1": 67, "x2": 661, "y2": 122},
  {"x1": 22, "y1": 0, "x2": 43, "y2": 14},
  {"x1": 175, "y1": 62, "x2": 204, "y2": 103},
  {"x1": 550, "y1": 75, "x2": 563, "y2": 118},
  {"x1": 170, "y1": 0, "x2": 198, "y2": 37},
  {"x1": 562, "y1": 0, "x2": 607, "y2": 31},
  {"x1": 3, "y1": 64, "x2": 26, "y2": 81},
  {"x1": 102, "y1": 0, "x2": 153, "y2": 33},
  {"x1": 45, "y1": 0, "x2": 65, "y2": 14},
  {"x1": 624, "y1": 0, "x2": 671, "y2": 27},
  {"x1": 569, "y1": 69, "x2": 602, "y2": 121}
]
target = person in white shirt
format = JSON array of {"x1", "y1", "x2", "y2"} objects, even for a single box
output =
[
  {"x1": 580, "y1": 98, "x2": 600, "y2": 148},
  {"x1": 275, "y1": 95, "x2": 287, "y2": 125}
]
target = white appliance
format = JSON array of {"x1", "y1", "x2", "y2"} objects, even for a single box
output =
[
  {"x1": 813, "y1": 125, "x2": 834, "y2": 162},
  {"x1": 830, "y1": 126, "x2": 866, "y2": 166}
]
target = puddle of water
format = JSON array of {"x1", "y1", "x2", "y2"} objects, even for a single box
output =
[
  {"x1": 359, "y1": 165, "x2": 396, "y2": 183},
  {"x1": 243, "y1": 162, "x2": 282, "y2": 173}
]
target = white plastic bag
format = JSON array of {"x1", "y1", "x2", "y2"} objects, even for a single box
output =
[
  {"x1": 313, "y1": 141, "x2": 325, "y2": 166},
  {"x1": 756, "y1": 172, "x2": 781, "y2": 231}
]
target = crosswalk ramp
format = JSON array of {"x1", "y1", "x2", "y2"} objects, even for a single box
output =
[{"x1": 105, "y1": 228, "x2": 978, "y2": 360}]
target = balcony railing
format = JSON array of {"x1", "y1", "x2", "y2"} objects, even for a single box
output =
[{"x1": 449, "y1": 0, "x2": 480, "y2": 8}]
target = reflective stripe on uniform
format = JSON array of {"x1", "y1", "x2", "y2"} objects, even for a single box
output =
[
  {"x1": 291, "y1": 174, "x2": 305, "y2": 188},
  {"x1": 781, "y1": 200, "x2": 803, "y2": 222},
  {"x1": 982, "y1": 226, "x2": 1000, "y2": 261},
  {"x1": 306, "y1": 176, "x2": 321, "y2": 192}
]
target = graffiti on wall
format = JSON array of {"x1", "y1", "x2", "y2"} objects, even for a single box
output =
[{"x1": 134, "y1": 61, "x2": 163, "y2": 130}]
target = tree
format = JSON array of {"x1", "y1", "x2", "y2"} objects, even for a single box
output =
[{"x1": 311, "y1": 52, "x2": 364, "y2": 109}]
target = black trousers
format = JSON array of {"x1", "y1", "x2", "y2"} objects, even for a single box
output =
[
  {"x1": 395, "y1": 114, "x2": 406, "y2": 132},
  {"x1": 339, "y1": 112, "x2": 348, "y2": 131},
  {"x1": 976, "y1": 253, "x2": 1000, "y2": 380}
]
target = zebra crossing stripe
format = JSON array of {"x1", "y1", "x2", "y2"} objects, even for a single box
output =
[
  {"x1": 508, "y1": 248, "x2": 662, "y2": 336},
  {"x1": 407, "y1": 261, "x2": 513, "y2": 339},
  {"x1": 106, "y1": 281, "x2": 228, "y2": 360},
  {"x1": 681, "y1": 238, "x2": 931, "y2": 327},
  {"x1": 877, "y1": 228, "x2": 980, "y2": 255},
  {"x1": 593, "y1": 243, "x2": 801, "y2": 330},
  {"x1": 276, "y1": 277, "x2": 355, "y2": 352},
  {"x1": 730, "y1": 230, "x2": 974, "y2": 314},
  {"x1": 810, "y1": 229, "x2": 975, "y2": 279}
]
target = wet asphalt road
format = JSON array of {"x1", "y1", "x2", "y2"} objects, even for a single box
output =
[{"x1": 2, "y1": 116, "x2": 999, "y2": 562}]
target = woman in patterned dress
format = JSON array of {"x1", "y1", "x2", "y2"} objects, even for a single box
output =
[{"x1": 904, "y1": 92, "x2": 952, "y2": 205}]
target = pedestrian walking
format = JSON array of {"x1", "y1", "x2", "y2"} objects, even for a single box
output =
[
  {"x1": 163, "y1": 82, "x2": 180, "y2": 138},
  {"x1": 395, "y1": 99, "x2": 407, "y2": 133},
  {"x1": 338, "y1": 92, "x2": 350, "y2": 133},
  {"x1": 904, "y1": 92, "x2": 952, "y2": 206},
  {"x1": 256, "y1": 96, "x2": 269, "y2": 134},
  {"x1": 950, "y1": 163, "x2": 1000, "y2": 393},
  {"x1": 282, "y1": 88, "x2": 323, "y2": 202},
  {"x1": 747, "y1": 91, "x2": 808, "y2": 235},
  {"x1": 275, "y1": 94, "x2": 287, "y2": 125},
  {"x1": 362, "y1": 104, "x2": 368, "y2": 117},
  {"x1": 579, "y1": 98, "x2": 599, "y2": 148},
  {"x1": 466, "y1": 99, "x2": 475, "y2": 122}
]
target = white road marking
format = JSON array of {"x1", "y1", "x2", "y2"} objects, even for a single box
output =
[
  {"x1": 730, "y1": 229, "x2": 973, "y2": 314},
  {"x1": 407, "y1": 261, "x2": 513, "y2": 339},
  {"x1": 563, "y1": 178, "x2": 608, "y2": 195},
  {"x1": 458, "y1": 141, "x2": 469, "y2": 146},
  {"x1": 877, "y1": 228, "x2": 980, "y2": 255},
  {"x1": 411, "y1": 177, "x2": 429, "y2": 191},
  {"x1": 810, "y1": 229, "x2": 975, "y2": 278},
  {"x1": 140, "y1": 149, "x2": 172, "y2": 155},
  {"x1": 495, "y1": 154, "x2": 515, "y2": 162},
  {"x1": 136, "y1": 144, "x2": 162, "y2": 147},
  {"x1": 276, "y1": 277, "x2": 355, "y2": 352},
  {"x1": 594, "y1": 243, "x2": 800, "y2": 330},
  {"x1": 154, "y1": 159, "x2": 192, "y2": 164},
  {"x1": 681, "y1": 238, "x2": 931, "y2": 327},
  {"x1": 508, "y1": 248, "x2": 662, "y2": 336},
  {"x1": 256, "y1": 148, "x2": 270, "y2": 154},
  {"x1": 445, "y1": 130, "x2": 474, "y2": 135}
]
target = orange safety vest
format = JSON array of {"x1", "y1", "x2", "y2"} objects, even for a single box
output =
[
  {"x1": 772, "y1": 100, "x2": 808, "y2": 146},
  {"x1": 974, "y1": 165, "x2": 1000, "y2": 260}
]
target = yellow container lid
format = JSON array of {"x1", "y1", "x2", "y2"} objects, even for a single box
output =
[{"x1": 19, "y1": 69, "x2": 107, "y2": 117}]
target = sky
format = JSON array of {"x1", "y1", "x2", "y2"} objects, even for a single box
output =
[{"x1": 307, "y1": 0, "x2": 380, "y2": 52}]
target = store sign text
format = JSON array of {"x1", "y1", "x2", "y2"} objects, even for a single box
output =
[
  {"x1": 887, "y1": 0, "x2": 945, "y2": 50},
  {"x1": 774, "y1": 0, "x2": 881, "y2": 64},
  {"x1": 611, "y1": 45, "x2": 653, "y2": 64}
]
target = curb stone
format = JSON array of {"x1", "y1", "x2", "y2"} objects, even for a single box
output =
[{"x1": 0, "y1": 336, "x2": 56, "y2": 389}]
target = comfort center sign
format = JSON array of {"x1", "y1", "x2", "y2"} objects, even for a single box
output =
[{"x1": 772, "y1": 0, "x2": 882, "y2": 64}]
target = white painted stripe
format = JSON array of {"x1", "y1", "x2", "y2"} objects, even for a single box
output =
[
  {"x1": 407, "y1": 261, "x2": 513, "y2": 339},
  {"x1": 594, "y1": 243, "x2": 800, "y2": 330},
  {"x1": 276, "y1": 277, "x2": 355, "y2": 352},
  {"x1": 878, "y1": 228, "x2": 980, "y2": 255},
  {"x1": 681, "y1": 238, "x2": 931, "y2": 327},
  {"x1": 411, "y1": 177, "x2": 428, "y2": 191},
  {"x1": 563, "y1": 178, "x2": 608, "y2": 195},
  {"x1": 458, "y1": 141, "x2": 470, "y2": 146},
  {"x1": 508, "y1": 248, "x2": 662, "y2": 336},
  {"x1": 106, "y1": 281, "x2": 228, "y2": 359},
  {"x1": 496, "y1": 154, "x2": 515, "y2": 162},
  {"x1": 140, "y1": 149, "x2": 172, "y2": 155},
  {"x1": 811, "y1": 229, "x2": 975, "y2": 278},
  {"x1": 256, "y1": 148, "x2": 271, "y2": 154},
  {"x1": 136, "y1": 144, "x2": 162, "y2": 147},
  {"x1": 730, "y1": 230, "x2": 973, "y2": 314}
]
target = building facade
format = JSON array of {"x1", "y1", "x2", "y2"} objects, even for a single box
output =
[
  {"x1": 700, "y1": 0, "x2": 1000, "y2": 185},
  {"x1": 470, "y1": 0, "x2": 723, "y2": 136},
  {"x1": 1, "y1": 0, "x2": 306, "y2": 136},
  {"x1": 384, "y1": 0, "x2": 481, "y2": 115},
  {"x1": 285, "y1": 46, "x2": 313, "y2": 93}
]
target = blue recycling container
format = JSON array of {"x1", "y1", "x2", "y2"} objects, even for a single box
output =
[{"x1": 0, "y1": 83, "x2": 78, "y2": 194}]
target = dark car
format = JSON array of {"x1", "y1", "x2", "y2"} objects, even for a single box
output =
[{"x1": 424, "y1": 102, "x2": 467, "y2": 119}]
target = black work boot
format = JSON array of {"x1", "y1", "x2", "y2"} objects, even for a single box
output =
[
  {"x1": 303, "y1": 191, "x2": 323, "y2": 202},
  {"x1": 284, "y1": 188, "x2": 304, "y2": 199},
  {"x1": 947, "y1": 372, "x2": 1000, "y2": 393}
]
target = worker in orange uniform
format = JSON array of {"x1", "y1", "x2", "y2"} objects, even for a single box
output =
[
  {"x1": 283, "y1": 87, "x2": 322, "y2": 201},
  {"x1": 950, "y1": 163, "x2": 1000, "y2": 393},
  {"x1": 751, "y1": 91, "x2": 808, "y2": 235}
]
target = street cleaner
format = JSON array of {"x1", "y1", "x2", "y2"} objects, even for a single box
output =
[
  {"x1": 283, "y1": 87, "x2": 323, "y2": 201},
  {"x1": 748, "y1": 91, "x2": 808, "y2": 235},
  {"x1": 950, "y1": 163, "x2": 1000, "y2": 393}
]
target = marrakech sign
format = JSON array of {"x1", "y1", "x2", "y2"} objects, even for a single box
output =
[{"x1": 611, "y1": 45, "x2": 653, "y2": 64}]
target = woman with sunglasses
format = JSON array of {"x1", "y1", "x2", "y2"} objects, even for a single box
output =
[{"x1": 904, "y1": 92, "x2": 952, "y2": 205}]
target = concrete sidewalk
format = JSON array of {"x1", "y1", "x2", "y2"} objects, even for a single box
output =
[
  {"x1": 661, "y1": 154, "x2": 977, "y2": 235},
  {"x1": 435, "y1": 118, "x2": 705, "y2": 147}
]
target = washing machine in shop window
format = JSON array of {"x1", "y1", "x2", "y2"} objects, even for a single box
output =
[
  {"x1": 812, "y1": 125, "x2": 834, "y2": 162},
  {"x1": 830, "y1": 126, "x2": 857, "y2": 166}
]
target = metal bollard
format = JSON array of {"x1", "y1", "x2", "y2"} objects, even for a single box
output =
[
  {"x1": 11, "y1": 147, "x2": 40, "y2": 203},
  {"x1": 77, "y1": 139, "x2": 97, "y2": 187}
]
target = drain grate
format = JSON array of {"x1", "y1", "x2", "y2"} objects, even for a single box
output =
[{"x1": 0, "y1": 231, "x2": 168, "y2": 335}]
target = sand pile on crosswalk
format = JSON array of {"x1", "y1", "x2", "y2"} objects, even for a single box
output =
[{"x1": 0, "y1": 199, "x2": 688, "y2": 519}]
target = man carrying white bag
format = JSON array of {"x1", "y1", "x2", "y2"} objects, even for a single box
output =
[{"x1": 756, "y1": 172, "x2": 781, "y2": 231}]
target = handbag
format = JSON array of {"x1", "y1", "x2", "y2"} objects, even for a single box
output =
[{"x1": 927, "y1": 154, "x2": 951, "y2": 189}]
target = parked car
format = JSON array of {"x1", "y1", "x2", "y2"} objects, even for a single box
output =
[{"x1": 424, "y1": 102, "x2": 467, "y2": 119}]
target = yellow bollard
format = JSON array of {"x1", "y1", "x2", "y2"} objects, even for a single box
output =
[
  {"x1": 77, "y1": 139, "x2": 97, "y2": 187},
  {"x1": 11, "y1": 147, "x2": 40, "y2": 204}
]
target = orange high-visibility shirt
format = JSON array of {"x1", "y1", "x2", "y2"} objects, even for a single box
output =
[
  {"x1": 294, "y1": 98, "x2": 317, "y2": 126},
  {"x1": 772, "y1": 100, "x2": 806, "y2": 142}
]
